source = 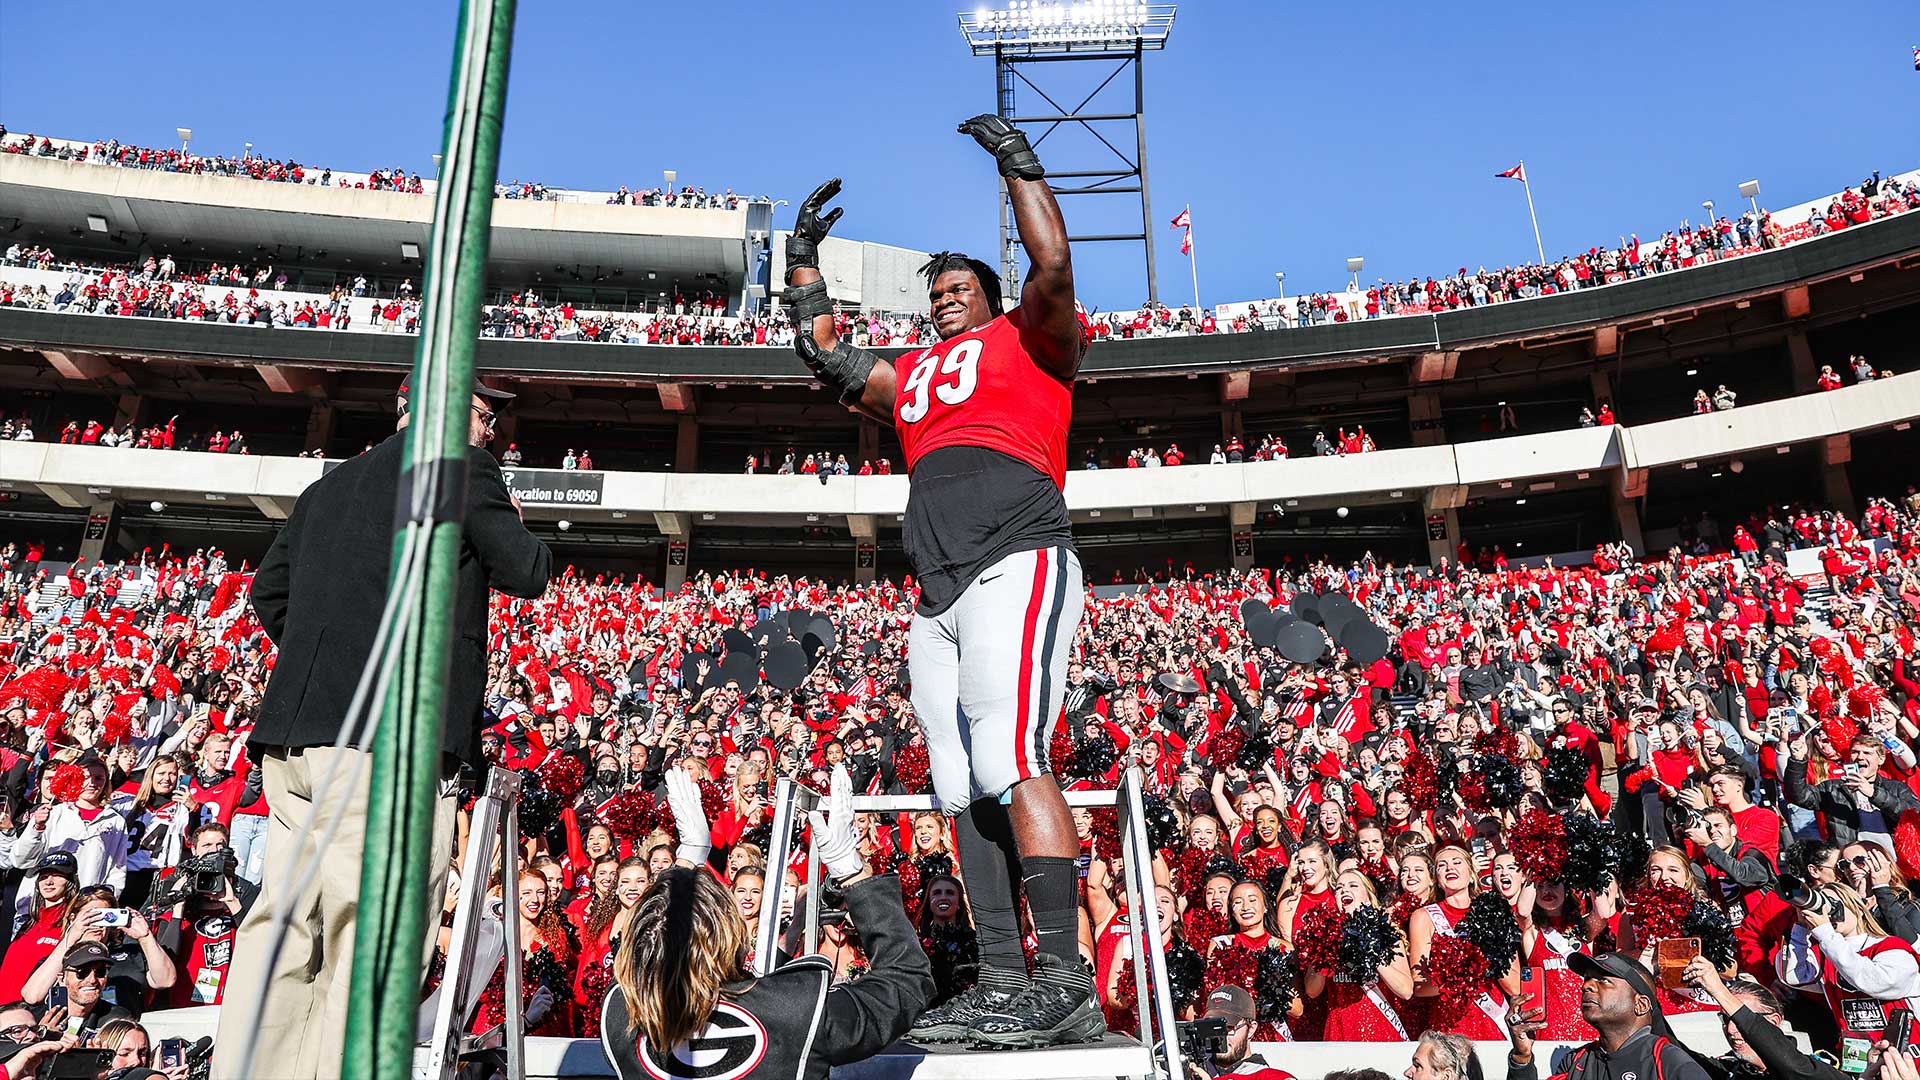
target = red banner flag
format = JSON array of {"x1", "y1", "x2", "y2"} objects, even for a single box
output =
[
  {"x1": 1496, "y1": 163, "x2": 1526, "y2": 182},
  {"x1": 1169, "y1": 208, "x2": 1191, "y2": 229},
  {"x1": 1180, "y1": 230, "x2": 1193, "y2": 256}
]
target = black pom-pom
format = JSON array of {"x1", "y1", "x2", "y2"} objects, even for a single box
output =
[
  {"x1": 518, "y1": 784, "x2": 561, "y2": 838},
  {"x1": 1457, "y1": 892, "x2": 1522, "y2": 981},
  {"x1": 1237, "y1": 728, "x2": 1275, "y2": 772},
  {"x1": 1254, "y1": 947, "x2": 1298, "y2": 1022},
  {"x1": 1166, "y1": 938, "x2": 1206, "y2": 1013},
  {"x1": 1336, "y1": 904, "x2": 1401, "y2": 983},
  {"x1": 1541, "y1": 746, "x2": 1590, "y2": 804},
  {"x1": 1141, "y1": 793, "x2": 1185, "y2": 854},
  {"x1": 1074, "y1": 733, "x2": 1119, "y2": 780},
  {"x1": 915, "y1": 852, "x2": 955, "y2": 880},
  {"x1": 1480, "y1": 754, "x2": 1525, "y2": 811},
  {"x1": 1204, "y1": 851, "x2": 1245, "y2": 884},
  {"x1": 1684, "y1": 900, "x2": 1738, "y2": 970},
  {"x1": 1562, "y1": 811, "x2": 1640, "y2": 894}
]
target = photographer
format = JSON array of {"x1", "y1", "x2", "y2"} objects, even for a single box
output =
[
  {"x1": 1683, "y1": 954, "x2": 1857, "y2": 1080},
  {"x1": 149, "y1": 823, "x2": 252, "y2": 1010},
  {"x1": 1776, "y1": 881, "x2": 1920, "y2": 1067},
  {"x1": 1182, "y1": 987, "x2": 1296, "y2": 1080}
]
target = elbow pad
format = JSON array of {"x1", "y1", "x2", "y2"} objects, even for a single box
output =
[{"x1": 785, "y1": 278, "x2": 831, "y2": 325}]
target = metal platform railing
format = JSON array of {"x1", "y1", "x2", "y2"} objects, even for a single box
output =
[{"x1": 754, "y1": 767, "x2": 1185, "y2": 1080}]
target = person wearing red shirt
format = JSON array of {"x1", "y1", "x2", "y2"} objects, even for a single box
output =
[
  {"x1": 1817, "y1": 365, "x2": 1845, "y2": 391},
  {"x1": 1597, "y1": 403, "x2": 1615, "y2": 425}
]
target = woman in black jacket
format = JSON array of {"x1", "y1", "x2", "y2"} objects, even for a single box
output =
[{"x1": 601, "y1": 766, "x2": 932, "y2": 1080}]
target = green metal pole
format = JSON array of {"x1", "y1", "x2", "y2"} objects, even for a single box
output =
[{"x1": 344, "y1": 1, "x2": 517, "y2": 1077}]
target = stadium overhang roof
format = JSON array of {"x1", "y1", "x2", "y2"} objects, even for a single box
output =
[{"x1": 0, "y1": 153, "x2": 751, "y2": 283}]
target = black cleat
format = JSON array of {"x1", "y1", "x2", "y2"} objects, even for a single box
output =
[
  {"x1": 967, "y1": 957, "x2": 1106, "y2": 1049},
  {"x1": 908, "y1": 983, "x2": 1023, "y2": 1043}
]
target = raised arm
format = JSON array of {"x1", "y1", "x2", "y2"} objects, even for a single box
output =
[
  {"x1": 783, "y1": 179, "x2": 898, "y2": 423},
  {"x1": 957, "y1": 115, "x2": 1082, "y2": 380}
]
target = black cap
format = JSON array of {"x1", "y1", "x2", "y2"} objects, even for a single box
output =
[
  {"x1": 1203, "y1": 984, "x2": 1255, "y2": 1023},
  {"x1": 1566, "y1": 951, "x2": 1673, "y2": 1038},
  {"x1": 37, "y1": 851, "x2": 78, "y2": 878},
  {"x1": 65, "y1": 941, "x2": 110, "y2": 969}
]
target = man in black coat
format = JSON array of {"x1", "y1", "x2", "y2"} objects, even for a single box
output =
[{"x1": 214, "y1": 384, "x2": 550, "y2": 1080}]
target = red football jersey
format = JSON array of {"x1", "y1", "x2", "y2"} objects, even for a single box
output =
[{"x1": 892, "y1": 309, "x2": 1073, "y2": 487}]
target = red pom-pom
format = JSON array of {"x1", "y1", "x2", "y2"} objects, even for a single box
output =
[
  {"x1": 1203, "y1": 942, "x2": 1260, "y2": 998},
  {"x1": 1086, "y1": 807, "x2": 1121, "y2": 860},
  {"x1": 537, "y1": 755, "x2": 586, "y2": 800},
  {"x1": 1821, "y1": 713, "x2": 1860, "y2": 757},
  {"x1": 1420, "y1": 934, "x2": 1487, "y2": 1013},
  {"x1": 1048, "y1": 724, "x2": 1077, "y2": 776},
  {"x1": 1511, "y1": 807, "x2": 1568, "y2": 882},
  {"x1": 1848, "y1": 684, "x2": 1887, "y2": 720},
  {"x1": 1646, "y1": 621, "x2": 1685, "y2": 655},
  {"x1": 99, "y1": 711, "x2": 133, "y2": 747},
  {"x1": 1820, "y1": 649, "x2": 1856, "y2": 690},
  {"x1": 895, "y1": 741, "x2": 931, "y2": 794},
  {"x1": 1185, "y1": 906, "x2": 1229, "y2": 943},
  {"x1": 1208, "y1": 726, "x2": 1247, "y2": 772},
  {"x1": 1293, "y1": 903, "x2": 1344, "y2": 975},
  {"x1": 48, "y1": 762, "x2": 88, "y2": 803},
  {"x1": 1400, "y1": 750, "x2": 1439, "y2": 813},
  {"x1": 1390, "y1": 892, "x2": 1422, "y2": 928},
  {"x1": 1896, "y1": 812, "x2": 1920, "y2": 882},
  {"x1": 577, "y1": 963, "x2": 615, "y2": 1039},
  {"x1": 600, "y1": 791, "x2": 660, "y2": 840},
  {"x1": 698, "y1": 778, "x2": 728, "y2": 823},
  {"x1": 1626, "y1": 880, "x2": 1694, "y2": 943},
  {"x1": 1475, "y1": 724, "x2": 1520, "y2": 764},
  {"x1": 206, "y1": 646, "x2": 232, "y2": 673}
]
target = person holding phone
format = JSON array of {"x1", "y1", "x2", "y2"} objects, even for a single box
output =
[{"x1": 1776, "y1": 881, "x2": 1920, "y2": 1068}]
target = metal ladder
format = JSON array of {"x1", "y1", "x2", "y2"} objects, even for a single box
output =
[
  {"x1": 755, "y1": 767, "x2": 1187, "y2": 1080},
  {"x1": 417, "y1": 767, "x2": 528, "y2": 1080}
]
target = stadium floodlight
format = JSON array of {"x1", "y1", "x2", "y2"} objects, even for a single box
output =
[
  {"x1": 175, "y1": 127, "x2": 191, "y2": 153},
  {"x1": 432, "y1": 153, "x2": 443, "y2": 178},
  {"x1": 244, "y1": 141, "x2": 252, "y2": 160},
  {"x1": 400, "y1": 242, "x2": 422, "y2": 261},
  {"x1": 958, "y1": 1, "x2": 1176, "y2": 55},
  {"x1": 1345, "y1": 256, "x2": 1363, "y2": 293},
  {"x1": 1739, "y1": 179, "x2": 1760, "y2": 216},
  {"x1": 664, "y1": 169, "x2": 677, "y2": 189},
  {"x1": 1702, "y1": 199, "x2": 1714, "y2": 220},
  {"x1": 86, "y1": 215, "x2": 109, "y2": 234}
]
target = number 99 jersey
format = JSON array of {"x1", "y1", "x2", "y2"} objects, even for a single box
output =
[{"x1": 892, "y1": 309, "x2": 1073, "y2": 488}]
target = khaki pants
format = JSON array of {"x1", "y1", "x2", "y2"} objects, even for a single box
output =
[{"x1": 212, "y1": 746, "x2": 455, "y2": 1080}]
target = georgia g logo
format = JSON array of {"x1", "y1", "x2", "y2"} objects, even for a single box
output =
[{"x1": 638, "y1": 1001, "x2": 768, "y2": 1080}]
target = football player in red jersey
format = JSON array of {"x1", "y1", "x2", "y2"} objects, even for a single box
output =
[{"x1": 783, "y1": 115, "x2": 1098, "y2": 1049}]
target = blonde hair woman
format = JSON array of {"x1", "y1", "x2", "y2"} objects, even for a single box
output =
[
  {"x1": 1778, "y1": 880, "x2": 1920, "y2": 1058},
  {"x1": 602, "y1": 768, "x2": 931, "y2": 1080}
]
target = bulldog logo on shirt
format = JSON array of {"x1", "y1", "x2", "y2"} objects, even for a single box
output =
[{"x1": 638, "y1": 1001, "x2": 767, "y2": 1080}]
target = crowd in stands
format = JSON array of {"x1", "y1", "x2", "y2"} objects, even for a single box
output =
[
  {"x1": 2, "y1": 125, "x2": 757, "y2": 210},
  {"x1": 2, "y1": 165, "x2": 1911, "y2": 363},
  {"x1": 1089, "y1": 429, "x2": 1380, "y2": 470},
  {"x1": 0, "y1": 411, "x2": 248, "y2": 454},
  {"x1": 9, "y1": 484, "x2": 1920, "y2": 1067}
]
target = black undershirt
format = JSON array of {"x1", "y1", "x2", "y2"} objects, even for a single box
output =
[{"x1": 904, "y1": 446, "x2": 1075, "y2": 617}]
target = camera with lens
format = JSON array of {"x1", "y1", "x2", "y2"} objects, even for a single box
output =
[
  {"x1": 159, "y1": 850, "x2": 236, "y2": 903},
  {"x1": 1176, "y1": 1018, "x2": 1228, "y2": 1061},
  {"x1": 1777, "y1": 873, "x2": 1843, "y2": 919}
]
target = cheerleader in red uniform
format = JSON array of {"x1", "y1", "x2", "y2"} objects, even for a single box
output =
[
  {"x1": 1274, "y1": 839, "x2": 1339, "y2": 1039},
  {"x1": 574, "y1": 857, "x2": 650, "y2": 1034},
  {"x1": 1618, "y1": 846, "x2": 1721, "y2": 1016},
  {"x1": 1240, "y1": 806, "x2": 1293, "y2": 884},
  {"x1": 1304, "y1": 869, "x2": 1415, "y2": 1040},
  {"x1": 474, "y1": 868, "x2": 577, "y2": 1037},
  {"x1": 1516, "y1": 876, "x2": 1598, "y2": 1042},
  {"x1": 1207, "y1": 880, "x2": 1303, "y2": 1039},
  {"x1": 1409, "y1": 845, "x2": 1522, "y2": 1039},
  {"x1": 1100, "y1": 884, "x2": 1197, "y2": 1033}
]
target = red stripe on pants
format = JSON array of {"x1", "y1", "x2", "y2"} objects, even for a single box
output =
[{"x1": 1014, "y1": 549, "x2": 1051, "y2": 779}]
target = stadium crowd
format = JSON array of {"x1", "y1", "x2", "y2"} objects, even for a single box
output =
[
  {"x1": 1, "y1": 126, "x2": 752, "y2": 210},
  {"x1": 6, "y1": 483, "x2": 1920, "y2": 1075}
]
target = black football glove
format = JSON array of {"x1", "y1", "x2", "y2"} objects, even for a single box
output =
[
  {"x1": 785, "y1": 177, "x2": 844, "y2": 276},
  {"x1": 958, "y1": 114, "x2": 1044, "y2": 181}
]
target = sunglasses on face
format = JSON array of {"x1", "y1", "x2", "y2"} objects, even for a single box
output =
[{"x1": 72, "y1": 964, "x2": 109, "y2": 980}]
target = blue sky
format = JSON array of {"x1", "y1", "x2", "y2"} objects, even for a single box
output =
[{"x1": 3, "y1": 1, "x2": 1915, "y2": 310}]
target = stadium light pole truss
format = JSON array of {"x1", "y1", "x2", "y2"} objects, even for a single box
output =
[
  {"x1": 341, "y1": 0, "x2": 518, "y2": 1078},
  {"x1": 958, "y1": 2, "x2": 1176, "y2": 308}
]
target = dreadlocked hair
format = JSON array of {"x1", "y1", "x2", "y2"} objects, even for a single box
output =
[
  {"x1": 920, "y1": 252, "x2": 1004, "y2": 317},
  {"x1": 617, "y1": 866, "x2": 751, "y2": 1051}
]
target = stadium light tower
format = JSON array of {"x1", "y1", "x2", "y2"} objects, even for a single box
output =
[
  {"x1": 958, "y1": 2, "x2": 1177, "y2": 307},
  {"x1": 176, "y1": 127, "x2": 192, "y2": 154}
]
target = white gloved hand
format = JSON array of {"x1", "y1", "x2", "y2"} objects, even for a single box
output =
[
  {"x1": 665, "y1": 769, "x2": 712, "y2": 867},
  {"x1": 806, "y1": 764, "x2": 866, "y2": 882}
]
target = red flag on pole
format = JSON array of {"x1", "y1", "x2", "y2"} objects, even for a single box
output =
[
  {"x1": 1180, "y1": 230, "x2": 1192, "y2": 256},
  {"x1": 1169, "y1": 208, "x2": 1191, "y2": 229},
  {"x1": 1496, "y1": 163, "x2": 1526, "y2": 182}
]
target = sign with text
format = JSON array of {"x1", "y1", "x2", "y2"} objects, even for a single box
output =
[{"x1": 500, "y1": 467, "x2": 603, "y2": 507}]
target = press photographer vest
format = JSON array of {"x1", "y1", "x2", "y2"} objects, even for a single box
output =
[{"x1": 1820, "y1": 933, "x2": 1920, "y2": 1057}]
